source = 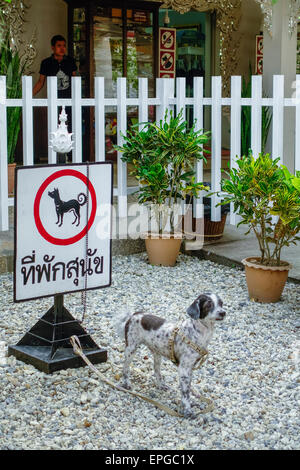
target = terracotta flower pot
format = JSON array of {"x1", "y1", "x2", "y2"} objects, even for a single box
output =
[
  {"x1": 203, "y1": 213, "x2": 228, "y2": 241},
  {"x1": 242, "y1": 257, "x2": 292, "y2": 303},
  {"x1": 8, "y1": 163, "x2": 16, "y2": 196},
  {"x1": 144, "y1": 234, "x2": 182, "y2": 266},
  {"x1": 181, "y1": 213, "x2": 228, "y2": 242}
]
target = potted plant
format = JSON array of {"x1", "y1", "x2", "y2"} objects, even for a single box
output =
[
  {"x1": 0, "y1": 3, "x2": 35, "y2": 194},
  {"x1": 186, "y1": 186, "x2": 230, "y2": 242},
  {"x1": 117, "y1": 110, "x2": 210, "y2": 266},
  {"x1": 1, "y1": 34, "x2": 24, "y2": 194},
  {"x1": 202, "y1": 192, "x2": 230, "y2": 241},
  {"x1": 220, "y1": 152, "x2": 300, "y2": 302}
]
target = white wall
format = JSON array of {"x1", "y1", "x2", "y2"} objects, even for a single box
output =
[
  {"x1": 221, "y1": 0, "x2": 262, "y2": 148},
  {"x1": 263, "y1": 0, "x2": 297, "y2": 171},
  {"x1": 236, "y1": 0, "x2": 262, "y2": 78},
  {"x1": 25, "y1": 0, "x2": 68, "y2": 98},
  {"x1": 23, "y1": 0, "x2": 297, "y2": 168}
]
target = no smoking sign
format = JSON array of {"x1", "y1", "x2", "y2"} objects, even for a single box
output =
[
  {"x1": 160, "y1": 51, "x2": 175, "y2": 72},
  {"x1": 14, "y1": 163, "x2": 113, "y2": 302},
  {"x1": 159, "y1": 27, "x2": 176, "y2": 78}
]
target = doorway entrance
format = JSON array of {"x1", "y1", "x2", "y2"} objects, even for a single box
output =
[
  {"x1": 159, "y1": 9, "x2": 212, "y2": 97},
  {"x1": 91, "y1": 3, "x2": 158, "y2": 163}
]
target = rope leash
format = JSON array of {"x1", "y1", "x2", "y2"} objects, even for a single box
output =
[
  {"x1": 168, "y1": 326, "x2": 208, "y2": 370},
  {"x1": 70, "y1": 335, "x2": 214, "y2": 418}
]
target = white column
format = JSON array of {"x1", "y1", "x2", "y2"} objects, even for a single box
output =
[
  {"x1": 263, "y1": 0, "x2": 297, "y2": 171},
  {"x1": 0, "y1": 76, "x2": 9, "y2": 231}
]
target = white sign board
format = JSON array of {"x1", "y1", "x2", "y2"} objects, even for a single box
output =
[{"x1": 14, "y1": 163, "x2": 113, "y2": 302}]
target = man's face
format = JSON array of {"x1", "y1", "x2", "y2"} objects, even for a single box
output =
[{"x1": 52, "y1": 40, "x2": 66, "y2": 59}]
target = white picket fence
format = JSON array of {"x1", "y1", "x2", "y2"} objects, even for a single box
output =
[{"x1": 0, "y1": 74, "x2": 300, "y2": 232}]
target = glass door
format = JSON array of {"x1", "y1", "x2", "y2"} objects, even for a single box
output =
[
  {"x1": 71, "y1": 6, "x2": 89, "y2": 161},
  {"x1": 92, "y1": 5, "x2": 156, "y2": 163},
  {"x1": 126, "y1": 9, "x2": 154, "y2": 98},
  {"x1": 126, "y1": 9, "x2": 155, "y2": 131},
  {"x1": 93, "y1": 7, "x2": 123, "y2": 98},
  {"x1": 159, "y1": 9, "x2": 212, "y2": 127}
]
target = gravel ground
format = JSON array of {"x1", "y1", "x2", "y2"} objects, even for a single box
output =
[{"x1": 0, "y1": 253, "x2": 299, "y2": 450}]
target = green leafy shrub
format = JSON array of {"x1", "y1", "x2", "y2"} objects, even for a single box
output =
[
  {"x1": 0, "y1": 5, "x2": 33, "y2": 163},
  {"x1": 220, "y1": 153, "x2": 300, "y2": 266},
  {"x1": 116, "y1": 109, "x2": 210, "y2": 233}
]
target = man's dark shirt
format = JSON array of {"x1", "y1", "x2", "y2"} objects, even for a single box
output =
[{"x1": 39, "y1": 55, "x2": 77, "y2": 98}]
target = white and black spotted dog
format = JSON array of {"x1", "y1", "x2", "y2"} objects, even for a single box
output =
[{"x1": 115, "y1": 293, "x2": 226, "y2": 418}]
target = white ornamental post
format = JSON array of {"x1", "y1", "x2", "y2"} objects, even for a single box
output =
[{"x1": 49, "y1": 106, "x2": 74, "y2": 163}]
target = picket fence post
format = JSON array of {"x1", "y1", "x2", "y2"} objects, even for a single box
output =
[
  {"x1": 22, "y1": 76, "x2": 34, "y2": 166},
  {"x1": 48, "y1": 76, "x2": 58, "y2": 164},
  {"x1": 72, "y1": 76, "x2": 82, "y2": 163},
  {"x1": 95, "y1": 76, "x2": 105, "y2": 162},
  {"x1": 156, "y1": 78, "x2": 174, "y2": 123},
  {"x1": 210, "y1": 76, "x2": 222, "y2": 221},
  {"x1": 230, "y1": 76, "x2": 242, "y2": 225},
  {"x1": 193, "y1": 76, "x2": 204, "y2": 219},
  {"x1": 272, "y1": 75, "x2": 284, "y2": 165},
  {"x1": 0, "y1": 76, "x2": 9, "y2": 231},
  {"x1": 295, "y1": 75, "x2": 300, "y2": 172},
  {"x1": 251, "y1": 75, "x2": 262, "y2": 158},
  {"x1": 0, "y1": 74, "x2": 299, "y2": 233},
  {"x1": 117, "y1": 77, "x2": 128, "y2": 230}
]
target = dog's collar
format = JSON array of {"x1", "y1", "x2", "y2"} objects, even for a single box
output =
[{"x1": 168, "y1": 326, "x2": 208, "y2": 367}]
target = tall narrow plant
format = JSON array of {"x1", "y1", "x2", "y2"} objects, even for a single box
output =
[
  {"x1": 0, "y1": 1, "x2": 36, "y2": 163},
  {"x1": 241, "y1": 64, "x2": 272, "y2": 156},
  {"x1": 0, "y1": 30, "x2": 26, "y2": 163},
  {"x1": 220, "y1": 152, "x2": 300, "y2": 266}
]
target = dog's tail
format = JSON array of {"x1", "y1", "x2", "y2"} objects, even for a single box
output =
[
  {"x1": 113, "y1": 311, "x2": 133, "y2": 341},
  {"x1": 77, "y1": 193, "x2": 87, "y2": 206}
]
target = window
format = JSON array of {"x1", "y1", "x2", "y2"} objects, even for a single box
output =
[{"x1": 93, "y1": 6, "x2": 155, "y2": 98}]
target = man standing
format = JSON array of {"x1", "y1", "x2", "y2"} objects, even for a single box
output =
[
  {"x1": 33, "y1": 35, "x2": 77, "y2": 162},
  {"x1": 33, "y1": 35, "x2": 77, "y2": 98}
]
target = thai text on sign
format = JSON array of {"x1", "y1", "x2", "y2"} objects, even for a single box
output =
[{"x1": 14, "y1": 163, "x2": 113, "y2": 302}]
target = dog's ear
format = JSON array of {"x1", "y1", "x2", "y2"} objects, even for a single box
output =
[
  {"x1": 187, "y1": 294, "x2": 213, "y2": 320},
  {"x1": 187, "y1": 299, "x2": 200, "y2": 320}
]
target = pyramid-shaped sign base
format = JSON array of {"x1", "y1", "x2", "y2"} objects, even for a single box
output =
[{"x1": 8, "y1": 297, "x2": 107, "y2": 374}]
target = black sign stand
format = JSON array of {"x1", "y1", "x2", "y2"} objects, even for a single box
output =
[{"x1": 8, "y1": 294, "x2": 107, "y2": 374}]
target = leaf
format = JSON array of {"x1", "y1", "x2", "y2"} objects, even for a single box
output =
[
  {"x1": 216, "y1": 152, "x2": 300, "y2": 264},
  {"x1": 116, "y1": 108, "x2": 210, "y2": 217},
  {"x1": 292, "y1": 178, "x2": 300, "y2": 192}
]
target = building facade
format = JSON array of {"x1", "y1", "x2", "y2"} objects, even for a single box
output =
[{"x1": 11, "y1": 0, "x2": 300, "y2": 168}]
